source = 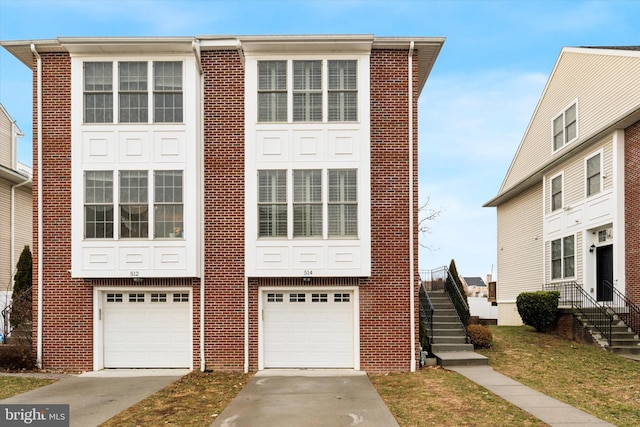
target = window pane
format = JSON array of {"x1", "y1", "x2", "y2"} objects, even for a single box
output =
[
  {"x1": 154, "y1": 62, "x2": 183, "y2": 123},
  {"x1": 328, "y1": 169, "x2": 357, "y2": 237},
  {"x1": 293, "y1": 93, "x2": 322, "y2": 122},
  {"x1": 85, "y1": 171, "x2": 114, "y2": 239},
  {"x1": 293, "y1": 170, "x2": 322, "y2": 237},
  {"x1": 84, "y1": 62, "x2": 113, "y2": 91},
  {"x1": 551, "y1": 239, "x2": 561, "y2": 279},
  {"x1": 328, "y1": 60, "x2": 358, "y2": 122},
  {"x1": 293, "y1": 61, "x2": 321, "y2": 91},
  {"x1": 563, "y1": 236, "x2": 575, "y2": 278},
  {"x1": 587, "y1": 154, "x2": 601, "y2": 196},
  {"x1": 84, "y1": 62, "x2": 113, "y2": 124},
  {"x1": 258, "y1": 61, "x2": 287, "y2": 90},
  {"x1": 154, "y1": 171, "x2": 184, "y2": 238},
  {"x1": 258, "y1": 170, "x2": 287, "y2": 237},
  {"x1": 120, "y1": 171, "x2": 148, "y2": 238},
  {"x1": 551, "y1": 176, "x2": 562, "y2": 211},
  {"x1": 553, "y1": 116, "x2": 563, "y2": 150},
  {"x1": 328, "y1": 60, "x2": 357, "y2": 90}
]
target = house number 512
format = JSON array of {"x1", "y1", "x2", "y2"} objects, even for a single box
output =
[{"x1": 130, "y1": 271, "x2": 140, "y2": 277}]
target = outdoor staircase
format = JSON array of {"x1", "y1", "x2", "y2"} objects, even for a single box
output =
[
  {"x1": 575, "y1": 308, "x2": 640, "y2": 356},
  {"x1": 427, "y1": 290, "x2": 488, "y2": 367}
]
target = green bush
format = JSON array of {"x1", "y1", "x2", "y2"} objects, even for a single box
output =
[
  {"x1": 516, "y1": 291, "x2": 560, "y2": 332},
  {"x1": 0, "y1": 340, "x2": 35, "y2": 371},
  {"x1": 468, "y1": 324, "x2": 492, "y2": 349}
]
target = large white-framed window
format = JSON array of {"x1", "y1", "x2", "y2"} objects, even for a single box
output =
[
  {"x1": 328, "y1": 169, "x2": 358, "y2": 237},
  {"x1": 550, "y1": 173, "x2": 563, "y2": 212},
  {"x1": 586, "y1": 152, "x2": 602, "y2": 197},
  {"x1": 84, "y1": 171, "x2": 114, "y2": 238},
  {"x1": 258, "y1": 60, "x2": 287, "y2": 122},
  {"x1": 293, "y1": 60, "x2": 322, "y2": 122},
  {"x1": 84, "y1": 62, "x2": 114, "y2": 123},
  {"x1": 293, "y1": 170, "x2": 323, "y2": 237},
  {"x1": 83, "y1": 60, "x2": 183, "y2": 124},
  {"x1": 552, "y1": 102, "x2": 578, "y2": 151},
  {"x1": 257, "y1": 168, "x2": 358, "y2": 239},
  {"x1": 84, "y1": 169, "x2": 183, "y2": 240},
  {"x1": 154, "y1": 170, "x2": 184, "y2": 239},
  {"x1": 119, "y1": 61, "x2": 148, "y2": 123},
  {"x1": 551, "y1": 235, "x2": 575, "y2": 280},
  {"x1": 257, "y1": 59, "x2": 358, "y2": 123},
  {"x1": 258, "y1": 170, "x2": 287, "y2": 237}
]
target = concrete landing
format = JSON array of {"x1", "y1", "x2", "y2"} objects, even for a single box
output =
[
  {"x1": 450, "y1": 365, "x2": 615, "y2": 426},
  {"x1": 433, "y1": 351, "x2": 489, "y2": 367}
]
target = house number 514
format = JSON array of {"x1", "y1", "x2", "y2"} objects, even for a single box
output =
[{"x1": 303, "y1": 270, "x2": 313, "y2": 276}]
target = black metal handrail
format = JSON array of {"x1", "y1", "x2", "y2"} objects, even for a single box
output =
[
  {"x1": 419, "y1": 284, "x2": 434, "y2": 346},
  {"x1": 602, "y1": 280, "x2": 640, "y2": 337},
  {"x1": 444, "y1": 268, "x2": 470, "y2": 328},
  {"x1": 543, "y1": 281, "x2": 613, "y2": 345},
  {"x1": 1, "y1": 286, "x2": 32, "y2": 340}
]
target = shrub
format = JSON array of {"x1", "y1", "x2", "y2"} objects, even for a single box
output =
[
  {"x1": 0, "y1": 340, "x2": 35, "y2": 371},
  {"x1": 468, "y1": 324, "x2": 492, "y2": 349},
  {"x1": 516, "y1": 291, "x2": 560, "y2": 332}
]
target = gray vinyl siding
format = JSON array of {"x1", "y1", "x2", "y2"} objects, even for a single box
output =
[
  {"x1": 501, "y1": 49, "x2": 640, "y2": 193},
  {"x1": 496, "y1": 183, "x2": 544, "y2": 302},
  {"x1": 13, "y1": 185, "x2": 32, "y2": 273}
]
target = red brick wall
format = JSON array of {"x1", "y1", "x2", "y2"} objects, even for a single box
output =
[
  {"x1": 201, "y1": 49, "x2": 246, "y2": 371},
  {"x1": 30, "y1": 52, "x2": 93, "y2": 371},
  {"x1": 359, "y1": 48, "x2": 420, "y2": 372},
  {"x1": 625, "y1": 120, "x2": 640, "y2": 308},
  {"x1": 32, "y1": 53, "x2": 201, "y2": 371}
]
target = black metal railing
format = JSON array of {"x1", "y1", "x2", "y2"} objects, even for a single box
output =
[
  {"x1": 602, "y1": 280, "x2": 640, "y2": 337},
  {"x1": 418, "y1": 284, "x2": 434, "y2": 348},
  {"x1": 543, "y1": 281, "x2": 613, "y2": 345},
  {"x1": 1, "y1": 286, "x2": 32, "y2": 341},
  {"x1": 421, "y1": 266, "x2": 470, "y2": 330}
]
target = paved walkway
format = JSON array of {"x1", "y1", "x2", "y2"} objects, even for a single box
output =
[{"x1": 450, "y1": 365, "x2": 616, "y2": 427}]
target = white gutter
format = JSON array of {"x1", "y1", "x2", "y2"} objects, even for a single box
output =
[
  {"x1": 408, "y1": 41, "x2": 416, "y2": 372},
  {"x1": 31, "y1": 43, "x2": 43, "y2": 369},
  {"x1": 194, "y1": 40, "x2": 206, "y2": 372}
]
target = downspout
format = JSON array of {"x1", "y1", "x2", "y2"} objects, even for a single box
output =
[
  {"x1": 31, "y1": 43, "x2": 43, "y2": 369},
  {"x1": 408, "y1": 41, "x2": 416, "y2": 372},
  {"x1": 239, "y1": 40, "x2": 249, "y2": 374},
  {"x1": 193, "y1": 40, "x2": 205, "y2": 372}
]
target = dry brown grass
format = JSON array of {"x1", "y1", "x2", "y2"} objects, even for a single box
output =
[
  {"x1": 477, "y1": 326, "x2": 640, "y2": 427},
  {"x1": 370, "y1": 367, "x2": 546, "y2": 426},
  {"x1": 100, "y1": 371, "x2": 252, "y2": 427},
  {"x1": 0, "y1": 376, "x2": 56, "y2": 400}
]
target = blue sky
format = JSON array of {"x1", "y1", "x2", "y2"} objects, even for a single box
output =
[{"x1": 1, "y1": 0, "x2": 639, "y2": 279}]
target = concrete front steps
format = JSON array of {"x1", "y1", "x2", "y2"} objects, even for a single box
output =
[
  {"x1": 427, "y1": 290, "x2": 488, "y2": 367},
  {"x1": 576, "y1": 310, "x2": 640, "y2": 355}
]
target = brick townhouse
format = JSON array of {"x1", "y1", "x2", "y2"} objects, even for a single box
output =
[{"x1": 1, "y1": 35, "x2": 444, "y2": 373}]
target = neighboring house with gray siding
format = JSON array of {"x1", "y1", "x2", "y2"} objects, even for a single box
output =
[
  {"x1": 0, "y1": 103, "x2": 32, "y2": 333},
  {"x1": 485, "y1": 47, "x2": 640, "y2": 325}
]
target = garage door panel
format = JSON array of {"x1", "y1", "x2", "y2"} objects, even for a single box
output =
[
  {"x1": 263, "y1": 290, "x2": 354, "y2": 368},
  {"x1": 103, "y1": 291, "x2": 191, "y2": 368}
]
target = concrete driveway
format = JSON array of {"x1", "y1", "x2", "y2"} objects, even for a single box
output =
[
  {"x1": 1, "y1": 369, "x2": 189, "y2": 427},
  {"x1": 211, "y1": 370, "x2": 399, "y2": 427}
]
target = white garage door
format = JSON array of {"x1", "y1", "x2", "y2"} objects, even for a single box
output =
[
  {"x1": 263, "y1": 290, "x2": 354, "y2": 368},
  {"x1": 103, "y1": 291, "x2": 191, "y2": 368}
]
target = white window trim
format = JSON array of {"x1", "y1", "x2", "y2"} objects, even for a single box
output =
[
  {"x1": 584, "y1": 149, "x2": 604, "y2": 199},
  {"x1": 549, "y1": 171, "x2": 564, "y2": 213},
  {"x1": 258, "y1": 58, "x2": 359, "y2": 124},
  {"x1": 551, "y1": 99, "x2": 579, "y2": 153},
  {"x1": 550, "y1": 234, "x2": 576, "y2": 281}
]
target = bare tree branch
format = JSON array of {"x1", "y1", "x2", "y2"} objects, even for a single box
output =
[{"x1": 418, "y1": 196, "x2": 442, "y2": 250}]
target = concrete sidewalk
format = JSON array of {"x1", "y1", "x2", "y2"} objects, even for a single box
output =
[
  {"x1": 450, "y1": 365, "x2": 616, "y2": 427},
  {"x1": 211, "y1": 370, "x2": 399, "y2": 427}
]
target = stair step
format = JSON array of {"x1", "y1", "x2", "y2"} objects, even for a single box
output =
[
  {"x1": 610, "y1": 346, "x2": 640, "y2": 355},
  {"x1": 431, "y1": 329, "x2": 466, "y2": 337},
  {"x1": 434, "y1": 351, "x2": 489, "y2": 367},
  {"x1": 433, "y1": 322, "x2": 465, "y2": 330},
  {"x1": 431, "y1": 335, "x2": 468, "y2": 344},
  {"x1": 431, "y1": 343, "x2": 474, "y2": 352}
]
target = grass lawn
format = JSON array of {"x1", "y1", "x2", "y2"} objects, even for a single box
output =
[
  {"x1": 100, "y1": 371, "x2": 252, "y2": 427},
  {"x1": 476, "y1": 325, "x2": 640, "y2": 427},
  {"x1": 369, "y1": 367, "x2": 546, "y2": 426},
  {"x1": 0, "y1": 376, "x2": 56, "y2": 400}
]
